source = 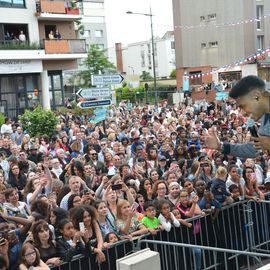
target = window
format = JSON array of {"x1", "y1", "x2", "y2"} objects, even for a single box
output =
[
  {"x1": 96, "y1": 44, "x2": 104, "y2": 50},
  {"x1": 95, "y1": 30, "x2": 103, "y2": 38},
  {"x1": 83, "y1": 30, "x2": 91, "y2": 38},
  {"x1": 257, "y1": 35, "x2": 264, "y2": 50},
  {"x1": 256, "y1": 5, "x2": 263, "y2": 30},
  {"x1": 201, "y1": 43, "x2": 207, "y2": 49},
  {"x1": 171, "y1": 41, "x2": 175, "y2": 50},
  {"x1": 200, "y1": 16, "x2": 206, "y2": 22},
  {"x1": 84, "y1": 2, "x2": 104, "y2": 9},
  {"x1": 141, "y1": 58, "x2": 145, "y2": 68},
  {"x1": 208, "y1": 13, "x2": 216, "y2": 20},
  {"x1": 0, "y1": 0, "x2": 25, "y2": 8},
  {"x1": 147, "y1": 44, "x2": 151, "y2": 53},
  {"x1": 209, "y1": 41, "x2": 218, "y2": 48},
  {"x1": 83, "y1": 16, "x2": 105, "y2": 23}
]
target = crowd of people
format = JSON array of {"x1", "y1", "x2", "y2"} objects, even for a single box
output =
[{"x1": 0, "y1": 76, "x2": 269, "y2": 269}]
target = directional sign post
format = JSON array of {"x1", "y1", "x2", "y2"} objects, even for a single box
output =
[
  {"x1": 78, "y1": 99, "x2": 111, "y2": 109},
  {"x1": 92, "y1": 74, "x2": 124, "y2": 85},
  {"x1": 76, "y1": 88, "x2": 110, "y2": 99}
]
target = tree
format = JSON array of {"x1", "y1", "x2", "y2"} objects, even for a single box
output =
[
  {"x1": 140, "y1": 71, "x2": 153, "y2": 81},
  {"x1": 79, "y1": 45, "x2": 116, "y2": 87},
  {"x1": 170, "y1": 69, "x2": 176, "y2": 79},
  {"x1": 19, "y1": 106, "x2": 58, "y2": 138}
]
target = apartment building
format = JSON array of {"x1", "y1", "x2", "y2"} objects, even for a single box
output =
[
  {"x1": 0, "y1": 0, "x2": 87, "y2": 118},
  {"x1": 172, "y1": 0, "x2": 270, "y2": 88},
  {"x1": 81, "y1": 0, "x2": 107, "y2": 50},
  {"x1": 110, "y1": 31, "x2": 175, "y2": 79}
]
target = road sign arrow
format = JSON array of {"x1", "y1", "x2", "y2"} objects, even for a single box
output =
[
  {"x1": 76, "y1": 88, "x2": 110, "y2": 99},
  {"x1": 92, "y1": 74, "x2": 124, "y2": 85},
  {"x1": 77, "y1": 99, "x2": 111, "y2": 109}
]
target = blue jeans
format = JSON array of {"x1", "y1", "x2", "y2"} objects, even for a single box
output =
[{"x1": 192, "y1": 247, "x2": 202, "y2": 270}]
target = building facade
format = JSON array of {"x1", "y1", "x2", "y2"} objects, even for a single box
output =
[
  {"x1": 0, "y1": 0, "x2": 87, "y2": 118},
  {"x1": 81, "y1": 0, "x2": 107, "y2": 51},
  {"x1": 172, "y1": 0, "x2": 270, "y2": 88},
  {"x1": 110, "y1": 31, "x2": 176, "y2": 79}
]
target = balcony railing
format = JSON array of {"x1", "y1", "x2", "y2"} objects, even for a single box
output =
[
  {"x1": 41, "y1": 39, "x2": 86, "y2": 54},
  {"x1": 0, "y1": 40, "x2": 40, "y2": 50},
  {"x1": 36, "y1": 0, "x2": 80, "y2": 15}
]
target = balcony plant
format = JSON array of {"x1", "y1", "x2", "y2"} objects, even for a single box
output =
[
  {"x1": 65, "y1": 0, "x2": 79, "y2": 15},
  {"x1": 0, "y1": 42, "x2": 39, "y2": 50}
]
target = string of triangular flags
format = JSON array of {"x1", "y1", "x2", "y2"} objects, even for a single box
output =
[
  {"x1": 155, "y1": 13, "x2": 270, "y2": 30},
  {"x1": 183, "y1": 47, "x2": 270, "y2": 79}
]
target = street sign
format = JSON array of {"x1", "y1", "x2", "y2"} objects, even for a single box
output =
[
  {"x1": 92, "y1": 74, "x2": 124, "y2": 85},
  {"x1": 78, "y1": 99, "x2": 111, "y2": 109},
  {"x1": 76, "y1": 88, "x2": 110, "y2": 99},
  {"x1": 216, "y1": 92, "x2": 229, "y2": 101},
  {"x1": 90, "y1": 108, "x2": 107, "y2": 123}
]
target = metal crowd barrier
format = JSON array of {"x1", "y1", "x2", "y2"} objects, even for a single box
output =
[
  {"x1": 137, "y1": 239, "x2": 270, "y2": 270},
  {"x1": 49, "y1": 193, "x2": 270, "y2": 269},
  {"x1": 50, "y1": 239, "x2": 134, "y2": 270}
]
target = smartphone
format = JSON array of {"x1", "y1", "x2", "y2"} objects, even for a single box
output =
[
  {"x1": 7, "y1": 230, "x2": 16, "y2": 241},
  {"x1": 79, "y1": 222, "x2": 85, "y2": 233},
  {"x1": 83, "y1": 189, "x2": 90, "y2": 195},
  {"x1": 112, "y1": 184, "x2": 122, "y2": 190}
]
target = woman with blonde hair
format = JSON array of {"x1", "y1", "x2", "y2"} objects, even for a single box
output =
[
  {"x1": 211, "y1": 166, "x2": 233, "y2": 205},
  {"x1": 116, "y1": 199, "x2": 148, "y2": 237}
]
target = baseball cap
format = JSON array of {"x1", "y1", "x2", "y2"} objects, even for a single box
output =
[{"x1": 158, "y1": 155, "x2": 166, "y2": 161}]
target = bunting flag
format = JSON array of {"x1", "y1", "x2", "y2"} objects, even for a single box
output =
[
  {"x1": 155, "y1": 13, "x2": 270, "y2": 30},
  {"x1": 183, "y1": 47, "x2": 270, "y2": 79}
]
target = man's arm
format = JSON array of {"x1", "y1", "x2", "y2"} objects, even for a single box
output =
[{"x1": 223, "y1": 142, "x2": 256, "y2": 159}]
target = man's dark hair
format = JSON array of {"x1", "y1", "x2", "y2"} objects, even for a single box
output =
[{"x1": 229, "y1": 75, "x2": 265, "y2": 99}]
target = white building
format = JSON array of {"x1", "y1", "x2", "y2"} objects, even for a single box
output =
[
  {"x1": 81, "y1": 0, "x2": 108, "y2": 51},
  {"x1": 0, "y1": 0, "x2": 87, "y2": 118},
  {"x1": 109, "y1": 31, "x2": 175, "y2": 79}
]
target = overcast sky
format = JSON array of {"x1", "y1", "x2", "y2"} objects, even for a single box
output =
[{"x1": 105, "y1": 0, "x2": 173, "y2": 48}]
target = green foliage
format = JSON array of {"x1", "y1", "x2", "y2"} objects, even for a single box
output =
[
  {"x1": 140, "y1": 71, "x2": 153, "y2": 81},
  {"x1": 170, "y1": 69, "x2": 176, "y2": 79},
  {"x1": 0, "y1": 113, "x2": 5, "y2": 126},
  {"x1": 19, "y1": 106, "x2": 58, "y2": 138},
  {"x1": 75, "y1": 18, "x2": 85, "y2": 35},
  {"x1": 58, "y1": 101, "x2": 94, "y2": 116},
  {"x1": 0, "y1": 42, "x2": 39, "y2": 50},
  {"x1": 77, "y1": 45, "x2": 116, "y2": 87}
]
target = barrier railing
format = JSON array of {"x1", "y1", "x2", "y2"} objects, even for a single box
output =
[
  {"x1": 49, "y1": 193, "x2": 270, "y2": 269},
  {"x1": 50, "y1": 239, "x2": 134, "y2": 270},
  {"x1": 137, "y1": 239, "x2": 270, "y2": 270}
]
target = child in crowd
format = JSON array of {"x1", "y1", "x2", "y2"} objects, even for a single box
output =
[
  {"x1": 229, "y1": 184, "x2": 241, "y2": 202},
  {"x1": 211, "y1": 167, "x2": 233, "y2": 206},
  {"x1": 141, "y1": 201, "x2": 162, "y2": 234},
  {"x1": 158, "y1": 199, "x2": 180, "y2": 232},
  {"x1": 56, "y1": 219, "x2": 87, "y2": 262},
  {"x1": 116, "y1": 200, "x2": 148, "y2": 237},
  {"x1": 198, "y1": 190, "x2": 221, "y2": 220},
  {"x1": 171, "y1": 207, "x2": 193, "y2": 228},
  {"x1": 19, "y1": 242, "x2": 49, "y2": 270},
  {"x1": 104, "y1": 232, "x2": 120, "y2": 247}
]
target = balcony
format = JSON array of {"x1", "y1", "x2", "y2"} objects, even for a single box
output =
[
  {"x1": 40, "y1": 39, "x2": 87, "y2": 59},
  {"x1": 36, "y1": 0, "x2": 81, "y2": 21}
]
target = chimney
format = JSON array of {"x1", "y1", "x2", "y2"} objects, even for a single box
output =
[{"x1": 115, "y1": 43, "x2": 123, "y2": 73}]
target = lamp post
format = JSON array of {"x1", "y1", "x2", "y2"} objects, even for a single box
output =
[{"x1": 127, "y1": 8, "x2": 158, "y2": 105}]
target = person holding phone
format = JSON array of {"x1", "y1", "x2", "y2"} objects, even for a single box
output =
[
  {"x1": 204, "y1": 76, "x2": 270, "y2": 157},
  {"x1": 243, "y1": 167, "x2": 264, "y2": 201}
]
